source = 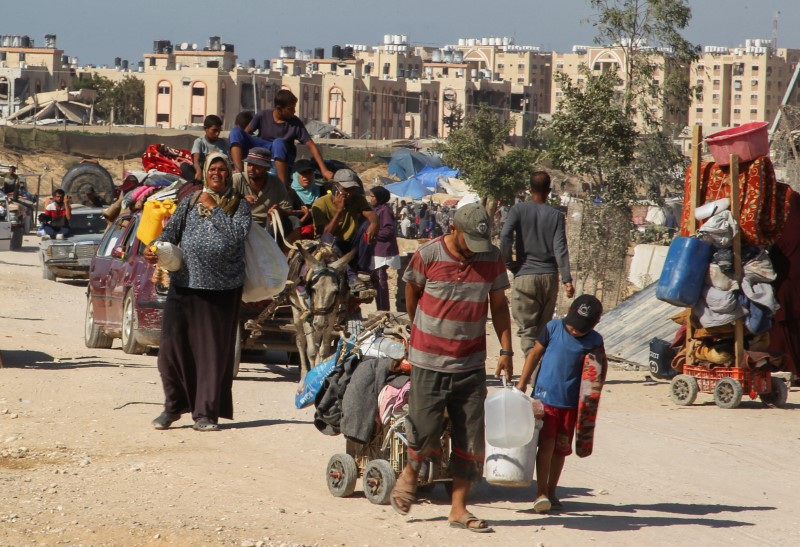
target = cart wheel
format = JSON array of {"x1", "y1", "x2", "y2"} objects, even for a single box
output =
[
  {"x1": 326, "y1": 453, "x2": 358, "y2": 498},
  {"x1": 362, "y1": 459, "x2": 396, "y2": 505},
  {"x1": 670, "y1": 374, "x2": 699, "y2": 406},
  {"x1": 760, "y1": 377, "x2": 789, "y2": 408},
  {"x1": 713, "y1": 378, "x2": 743, "y2": 409}
]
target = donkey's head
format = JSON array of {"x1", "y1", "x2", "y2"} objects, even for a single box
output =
[{"x1": 297, "y1": 244, "x2": 356, "y2": 330}]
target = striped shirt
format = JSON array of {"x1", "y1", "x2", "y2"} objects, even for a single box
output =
[{"x1": 403, "y1": 236, "x2": 509, "y2": 373}]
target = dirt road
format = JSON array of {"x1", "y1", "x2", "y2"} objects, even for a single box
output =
[{"x1": 2, "y1": 235, "x2": 799, "y2": 546}]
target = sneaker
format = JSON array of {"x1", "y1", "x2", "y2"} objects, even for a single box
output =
[
  {"x1": 152, "y1": 411, "x2": 181, "y2": 430},
  {"x1": 533, "y1": 495, "x2": 552, "y2": 514}
]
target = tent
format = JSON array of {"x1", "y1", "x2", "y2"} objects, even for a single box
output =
[
  {"x1": 415, "y1": 165, "x2": 460, "y2": 190},
  {"x1": 387, "y1": 149, "x2": 443, "y2": 179},
  {"x1": 383, "y1": 177, "x2": 434, "y2": 200}
]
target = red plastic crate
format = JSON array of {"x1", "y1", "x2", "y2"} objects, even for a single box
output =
[{"x1": 682, "y1": 364, "x2": 770, "y2": 398}]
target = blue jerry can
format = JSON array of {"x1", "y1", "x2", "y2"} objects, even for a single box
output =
[{"x1": 656, "y1": 236, "x2": 713, "y2": 307}]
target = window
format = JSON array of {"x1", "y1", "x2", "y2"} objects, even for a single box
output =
[
  {"x1": 712, "y1": 108, "x2": 719, "y2": 114},
  {"x1": 517, "y1": 78, "x2": 524, "y2": 83},
  {"x1": 156, "y1": 113, "x2": 169, "y2": 123},
  {"x1": 713, "y1": 64, "x2": 720, "y2": 71},
  {"x1": 751, "y1": 65, "x2": 759, "y2": 73},
  {"x1": 734, "y1": 93, "x2": 741, "y2": 100},
  {"x1": 191, "y1": 115, "x2": 203, "y2": 124},
  {"x1": 750, "y1": 93, "x2": 758, "y2": 101},
  {"x1": 733, "y1": 108, "x2": 741, "y2": 114},
  {"x1": 498, "y1": 63, "x2": 504, "y2": 69},
  {"x1": 711, "y1": 122, "x2": 719, "y2": 127},
  {"x1": 750, "y1": 108, "x2": 758, "y2": 114},
  {"x1": 751, "y1": 79, "x2": 758, "y2": 87},
  {"x1": 97, "y1": 218, "x2": 131, "y2": 257},
  {"x1": 696, "y1": 79, "x2": 703, "y2": 86},
  {"x1": 192, "y1": 85, "x2": 205, "y2": 96},
  {"x1": 518, "y1": 64, "x2": 524, "y2": 69},
  {"x1": 158, "y1": 85, "x2": 170, "y2": 95},
  {"x1": 712, "y1": 93, "x2": 720, "y2": 100},
  {"x1": 149, "y1": 57, "x2": 156, "y2": 67},
  {"x1": 696, "y1": 107, "x2": 703, "y2": 113},
  {"x1": 697, "y1": 64, "x2": 704, "y2": 72},
  {"x1": 734, "y1": 81, "x2": 742, "y2": 90}
]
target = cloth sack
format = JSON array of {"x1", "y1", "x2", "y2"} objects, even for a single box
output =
[
  {"x1": 693, "y1": 285, "x2": 746, "y2": 328},
  {"x1": 741, "y1": 278, "x2": 780, "y2": 313},
  {"x1": 743, "y1": 249, "x2": 777, "y2": 283},
  {"x1": 706, "y1": 263, "x2": 738, "y2": 291},
  {"x1": 242, "y1": 223, "x2": 289, "y2": 303},
  {"x1": 697, "y1": 210, "x2": 739, "y2": 248}
]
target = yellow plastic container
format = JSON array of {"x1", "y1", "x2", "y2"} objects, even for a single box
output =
[{"x1": 136, "y1": 199, "x2": 176, "y2": 244}]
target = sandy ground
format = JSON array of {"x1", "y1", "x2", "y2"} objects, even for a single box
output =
[{"x1": 2, "y1": 234, "x2": 800, "y2": 547}]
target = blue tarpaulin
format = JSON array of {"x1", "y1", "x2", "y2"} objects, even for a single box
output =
[
  {"x1": 383, "y1": 177, "x2": 434, "y2": 200},
  {"x1": 387, "y1": 149, "x2": 443, "y2": 179},
  {"x1": 416, "y1": 165, "x2": 460, "y2": 188}
]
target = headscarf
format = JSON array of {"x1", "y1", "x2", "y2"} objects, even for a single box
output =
[
  {"x1": 370, "y1": 186, "x2": 391, "y2": 206},
  {"x1": 290, "y1": 171, "x2": 321, "y2": 206},
  {"x1": 200, "y1": 152, "x2": 240, "y2": 217}
]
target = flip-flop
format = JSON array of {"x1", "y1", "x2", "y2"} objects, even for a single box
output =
[
  {"x1": 390, "y1": 474, "x2": 416, "y2": 516},
  {"x1": 448, "y1": 512, "x2": 493, "y2": 533},
  {"x1": 192, "y1": 418, "x2": 220, "y2": 432}
]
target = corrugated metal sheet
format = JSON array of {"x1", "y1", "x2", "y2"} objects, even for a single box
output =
[{"x1": 595, "y1": 283, "x2": 683, "y2": 367}]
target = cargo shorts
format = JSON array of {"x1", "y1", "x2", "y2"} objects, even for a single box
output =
[{"x1": 406, "y1": 366, "x2": 486, "y2": 482}]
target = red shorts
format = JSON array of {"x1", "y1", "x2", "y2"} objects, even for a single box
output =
[{"x1": 540, "y1": 403, "x2": 578, "y2": 457}]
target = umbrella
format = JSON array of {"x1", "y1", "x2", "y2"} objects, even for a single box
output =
[{"x1": 383, "y1": 177, "x2": 434, "y2": 200}]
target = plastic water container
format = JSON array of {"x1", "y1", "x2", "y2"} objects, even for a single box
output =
[
  {"x1": 359, "y1": 335, "x2": 406, "y2": 360},
  {"x1": 485, "y1": 419, "x2": 543, "y2": 487},
  {"x1": 484, "y1": 377, "x2": 536, "y2": 449},
  {"x1": 137, "y1": 199, "x2": 176, "y2": 245},
  {"x1": 656, "y1": 236, "x2": 713, "y2": 307}
]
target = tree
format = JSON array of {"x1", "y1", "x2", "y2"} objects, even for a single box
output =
[
  {"x1": 631, "y1": 125, "x2": 688, "y2": 202},
  {"x1": 433, "y1": 105, "x2": 537, "y2": 210},
  {"x1": 443, "y1": 103, "x2": 464, "y2": 132},
  {"x1": 110, "y1": 76, "x2": 145, "y2": 125},
  {"x1": 589, "y1": 0, "x2": 699, "y2": 129},
  {"x1": 543, "y1": 70, "x2": 637, "y2": 205},
  {"x1": 71, "y1": 73, "x2": 144, "y2": 124}
]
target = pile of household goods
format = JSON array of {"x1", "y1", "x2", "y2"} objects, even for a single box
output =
[{"x1": 657, "y1": 122, "x2": 792, "y2": 375}]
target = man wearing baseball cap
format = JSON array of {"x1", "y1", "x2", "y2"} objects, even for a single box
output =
[
  {"x1": 311, "y1": 169, "x2": 378, "y2": 290},
  {"x1": 232, "y1": 147, "x2": 292, "y2": 233},
  {"x1": 391, "y1": 203, "x2": 513, "y2": 533}
]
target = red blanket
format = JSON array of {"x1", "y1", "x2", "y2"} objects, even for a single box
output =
[
  {"x1": 141, "y1": 144, "x2": 193, "y2": 177},
  {"x1": 681, "y1": 156, "x2": 792, "y2": 246}
]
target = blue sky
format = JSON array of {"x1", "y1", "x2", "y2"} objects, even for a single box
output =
[{"x1": 2, "y1": 0, "x2": 799, "y2": 66}]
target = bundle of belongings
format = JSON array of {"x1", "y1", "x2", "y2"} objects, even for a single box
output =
[
  {"x1": 314, "y1": 354, "x2": 410, "y2": 445},
  {"x1": 669, "y1": 156, "x2": 787, "y2": 371}
]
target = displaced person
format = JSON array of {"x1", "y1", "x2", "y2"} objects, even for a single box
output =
[
  {"x1": 368, "y1": 186, "x2": 400, "y2": 311},
  {"x1": 391, "y1": 203, "x2": 513, "y2": 533},
  {"x1": 231, "y1": 147, "x2": 293, "y2": 237},
  {"x1": 41, "y1": 189, "x2": 71, "y2": 239},
  {"x1": 3, "y1": 165, "x2": 19, "y2": 195},
  {"x1": 191, "y1": 115, "x2": 229, "y2": 181},
  {"x1": 144, "y1": 152, "x2": 251, "y2": 431},
  {"x1": 399, "y1": 211, "x2": 412, "y2": 238},
  {"x1": 287, "y1": 159, "x2": 321, "y2": 239},
  {"x1": 501, "y1": 171, "x2": 575, "y2": 363},
  {"x1": 229, "y1": 110, "x2": 272, "y2": 174},
  {"x1": 246, "y1": 90, "x2": 334, "y2": 186},
  {"x1": 311, "y1": 169, "x2": 378, "y2": 291},
  {"x1": 517, "y1": 295, "x2": 605, "y2": 513}
]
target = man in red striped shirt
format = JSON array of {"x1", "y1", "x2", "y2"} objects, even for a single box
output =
[{"x1": 390, "y1": 203, "x2": 513, "y2": 533}]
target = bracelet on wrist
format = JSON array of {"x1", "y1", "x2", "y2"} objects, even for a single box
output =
[{"x1": 499, "y1": 350, "x2": 514, "y2": 357}]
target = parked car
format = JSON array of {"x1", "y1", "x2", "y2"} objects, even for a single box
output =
[
  {"x1": 86, "y1": 211, "x2": 298, "y2": 371},
  {"x1": 39, "y1": 206, "x2": 107, "y2": 280},
  {"x1": 85, "y1": 211, "x2": 166, "y2": 353}
]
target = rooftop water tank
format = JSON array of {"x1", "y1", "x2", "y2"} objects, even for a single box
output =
[
  {"x1": 384, "y1": 34, "x2": 392, "y2": 45},
  {"x1": 332, "y1": 44, "x2": 342, "y2": 58},
  {"x1": 314, "y1": 47, "x2": 324, "y2": 59},
  {"x1": 431, "y1": 50, "x2": 442, "y2": 63}
]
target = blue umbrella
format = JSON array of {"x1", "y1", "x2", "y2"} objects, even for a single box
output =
[{"x1": 383, "y1": 177, "x2": 434, "y2": 200}]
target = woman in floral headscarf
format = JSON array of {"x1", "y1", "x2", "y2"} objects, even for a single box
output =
[{"x1": 144, "y1": 152, "x2": 251, "y2": 431}]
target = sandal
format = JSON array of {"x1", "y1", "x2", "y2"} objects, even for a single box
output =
[
  {"x1": 192, "y1": 417, "x2": 220, "y2": 432},
  {"x1": 152, "y1": 412, "x2": 181, "y2": 430},
  {"x1": 448, "y1": 512, "x2": 493, "y2": 533},
  {"x1": 533, "y1": 495, "x2": 552, "y2": 514},
  {"x1": 390, "y1": 474, "x2": 416, "y2": 516}
]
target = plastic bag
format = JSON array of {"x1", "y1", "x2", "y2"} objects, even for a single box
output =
[
  {"x1": 152, "y1": 241, "x2": 183, "y2": 272},
  {"x1": 697, "y1": 210, "x2": 739, "y2": 248},
  {"x1": 295, "y1": 339, "x2": 356, "y2": 409},
  {"x1": 242, "y1": 223, "x2": 289, "y2": 303}
]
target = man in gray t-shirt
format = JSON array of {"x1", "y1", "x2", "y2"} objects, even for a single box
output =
[{"x1": 500, "y1": 171, "x2": 575, "y2": 357}]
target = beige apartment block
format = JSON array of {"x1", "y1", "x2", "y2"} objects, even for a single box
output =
[
  {"x1": 688, "y1": 40, "x2": 800, "y2": 132},
  {"x1": 552, "y1": 44, "x2": 687, "y2": 129},
  {"x1": 0, "y1": 34, "x2": 72, "y2": 118}
]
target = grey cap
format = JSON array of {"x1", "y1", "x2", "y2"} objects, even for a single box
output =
[
  {"x1": 332, "y1": 169, "x2": 360, "y2": 189},
  {"x1": 453, "y1": 203, "x2": 491, "y2": 253},
  {"x1": 244, "y1": 147, "x2": 272, "y2": 167}
]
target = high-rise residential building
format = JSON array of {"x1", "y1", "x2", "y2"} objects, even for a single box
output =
[{"x1": 688, "y1": 39, "x2": 800, "y2": 131}]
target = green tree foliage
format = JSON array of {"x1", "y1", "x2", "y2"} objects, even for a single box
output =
[
  {"x1": 589, "y1": 0, "x2": 700, "y2": 128},
  {"x1": 71, "y1": 73, "x2": 144, "y2": 125},
  {"x1": 632, "y1": 126, "x2": 688, "y2": 202},
  {"x1": 543, "y1": 70, "x2": 637, "y2": 205},
  {"x1": 433, "y1": 105, "x2": 537, "y2": 206}
]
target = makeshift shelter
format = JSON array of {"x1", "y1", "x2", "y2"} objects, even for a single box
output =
[
  {"x1": 387, "y1": 149, "x2": 442, "y2": 179},
  {"x1": 304, "y1": 120, "x2": 350, "y2": 139},
  {"x1": 383, "y1": 177, "x2": 434, "y2": 200}
]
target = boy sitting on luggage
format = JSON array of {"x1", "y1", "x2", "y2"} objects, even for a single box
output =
[{"x1": 517, "y1": 294, "x2": 604, "y2": 514}]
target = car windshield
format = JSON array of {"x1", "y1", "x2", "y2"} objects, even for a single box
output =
[{"x1": 69, "y1": 213, "x2": 107, "y2": 235}]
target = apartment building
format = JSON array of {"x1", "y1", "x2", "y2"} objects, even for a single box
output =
[
  {"x1": 0, "y1": 34, "x2": 72, "y2": 118},
  {"x1": 551, "y1": 44, "x2": 688, "y2": 129},
  {"x1": 688, "y1": 39, "x2": 800, "y2": 131}
]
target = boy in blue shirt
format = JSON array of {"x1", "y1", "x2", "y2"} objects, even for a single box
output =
[
  {"x1": 517, "y1": 294, "x2": 605, "y2": 514},
  {"x1": 191, "y1": 115, "x2": 229, "y2": 181}
]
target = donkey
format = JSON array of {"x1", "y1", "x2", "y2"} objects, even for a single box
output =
[{"x1": 289, "y1": 244, "x2": 356, "y2": 380}]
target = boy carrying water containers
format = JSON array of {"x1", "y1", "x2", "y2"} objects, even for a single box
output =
[{"x1": 517, "y1": 294, "x2": 605, "y2": 514}]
